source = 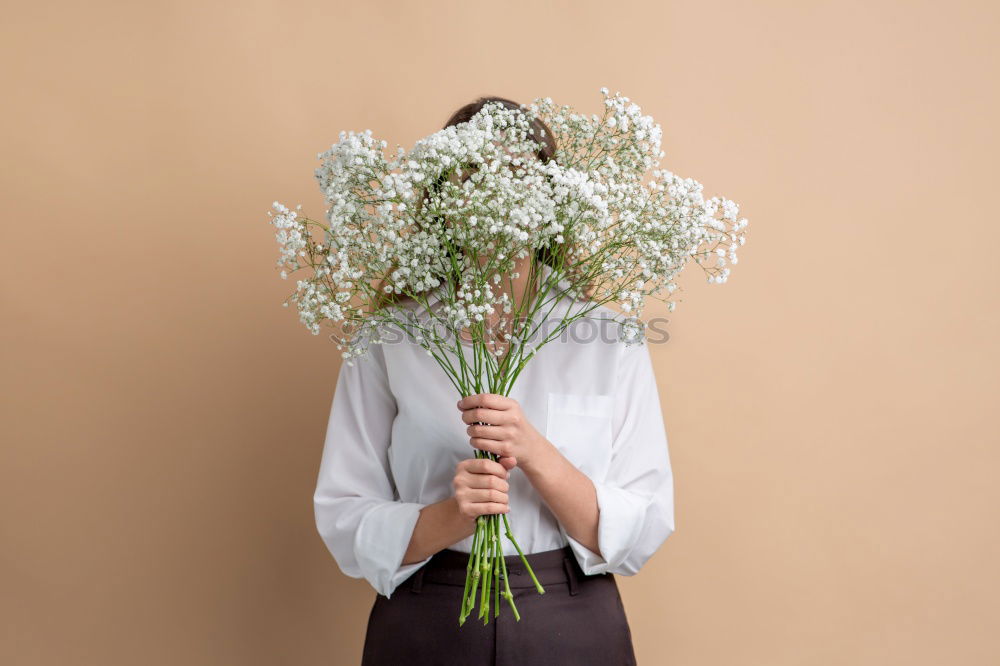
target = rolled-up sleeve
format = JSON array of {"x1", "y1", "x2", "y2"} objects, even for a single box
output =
[
  {"x1": 313, "y1": 344, "x2": 433, "y2": 598},
  {"x1": 564, "y1": 341, "x2": 676, "y2": 576}
]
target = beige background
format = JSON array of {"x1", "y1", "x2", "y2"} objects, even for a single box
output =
[{"x1": 2, "y1": 0, "x2": 998, "y2": 664}]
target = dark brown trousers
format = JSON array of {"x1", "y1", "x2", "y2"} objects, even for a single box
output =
[{"x1": 361, "y1": 545, "x2": 637, "y2": 665}]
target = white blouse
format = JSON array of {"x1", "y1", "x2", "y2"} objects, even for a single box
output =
[{"x1": 313, "y1": 290, "x2": 676, "y2": 599}]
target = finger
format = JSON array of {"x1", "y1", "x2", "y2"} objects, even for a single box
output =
[
  {"x1": 457, "y1": 393, "x2": 515, "y2": 411},
  {"x1": 497, "y1": 455, "x2": 518, "y2": 471},
  {"x1": 460, "y1": 407, "x2": 511, "y2": 426},
  {"x1": 469, "y1": 457, "x2": 509, "y2": 478},
  {"x1": 466, "y1": 423, "x2": 507, "y2": 440},
  {"x1": 464, "y1": 474, "x2": 510, "y2": 492},
  {"x1": 467, "y1": 488, "x2": 508, "y2": 505},
  {"x1": 470, "y1": 437, "x2": 511, "y2": 458},
  {"x1": 472, "y1": 502, "x2": 510, "y2": 516}
]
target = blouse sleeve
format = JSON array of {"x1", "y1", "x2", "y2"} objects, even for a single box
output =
[
  {"x1": 563, "y1": 340, "x2": 676, "y2": 576},
  {"x1": 313, "y1": 344, "x2": 434, "y2": 599}
]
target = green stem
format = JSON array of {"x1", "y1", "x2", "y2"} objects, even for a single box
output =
[
  {"x1": 466, "y1": 516, "x2": 484, "y2": 618},
  {"x1": 503, "y1": 513, "x2": 545, "y2": 596},
  {"x1": 498, "y1": 535, "x2": 519, "y2": 621},
  {"x1": 493, "y1": 516, "x2": 500, "y2": 619},
  {"x1": 479, "y1": 519, "x2": 491, "y2": 621},
  {"x1": 459, "y1": 516, "x2": 481, "y2": 626}
]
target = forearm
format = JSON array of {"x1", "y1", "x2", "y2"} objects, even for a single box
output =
[
  {"x1": 402, "y1": 496, "x2": 477, "y2": 565},
  {"x1": 520, "y1": 439, "x2": 601, "y2": 556}
]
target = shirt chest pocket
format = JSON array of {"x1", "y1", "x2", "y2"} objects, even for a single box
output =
[{"x1": 545, "y1": 392, "x2": 614, "y2": 479}]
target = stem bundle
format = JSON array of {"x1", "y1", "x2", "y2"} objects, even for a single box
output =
[{"x1": 458, "y1": 451, "x2": 544, "y2": 626}]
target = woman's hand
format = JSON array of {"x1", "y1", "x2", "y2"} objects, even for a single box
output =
[
  {"x1": 453, "y1": 457, "x2": 515, "y2": 521},
  {"x1": 457, "y1": 393, "x2": 548, "y2": 470}
]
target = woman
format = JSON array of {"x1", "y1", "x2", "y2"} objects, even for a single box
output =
[{"x1": 313, "y1": 97, "x2": 676, "y2": 665}]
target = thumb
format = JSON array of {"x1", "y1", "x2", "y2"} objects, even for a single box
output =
[{"x1": 498, "y1": 455, "x2": 518, "y2": 472}]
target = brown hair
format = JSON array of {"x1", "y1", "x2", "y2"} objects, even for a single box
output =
[{"x1": 370, "y1": 96, "x2": 560, "y2": 311}]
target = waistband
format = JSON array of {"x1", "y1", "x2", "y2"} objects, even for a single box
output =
[{"x1": 408, "y1": 544, "x2": 594, "y2": 595}]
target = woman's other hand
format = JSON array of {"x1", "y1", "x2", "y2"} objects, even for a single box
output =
[
  {"x1": 452, "y1": 457, "x2": 512, "y2": 521},
  {"x1": 457, "y1": 393, "x2": 547, "y2": 469}
]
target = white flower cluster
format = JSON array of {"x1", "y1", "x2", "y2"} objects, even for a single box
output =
[
  {"x1": 269, "y1": 88, "x2": 748, "y2": 362},
  {"x1": 267, "y1": 202, "x2": 305, "y2": 279}
]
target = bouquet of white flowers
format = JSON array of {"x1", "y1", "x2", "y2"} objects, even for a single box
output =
[{"x1": 270, "y1": 88, "x2": 747, "y2": 626}]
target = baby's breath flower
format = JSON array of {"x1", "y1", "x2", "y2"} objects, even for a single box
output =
[{"x1": 271, "y1": 88, "x2": 747, "y2": 363}]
